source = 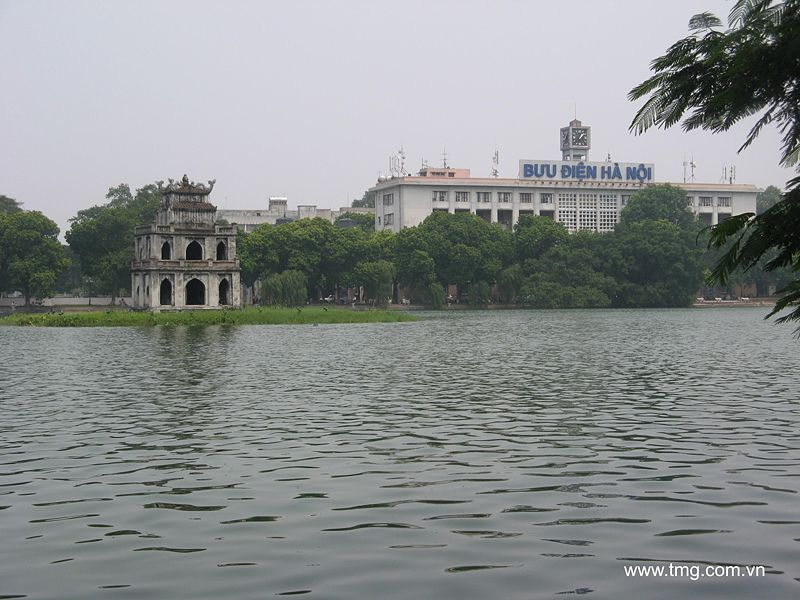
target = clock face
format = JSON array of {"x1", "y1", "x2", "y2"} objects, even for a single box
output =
[
  {"x1": 571, "y1": 128, "x2": 588, "y2": 147},
  {"x1": 560, "y1": 128, "x2": 569, "y2": 149}
]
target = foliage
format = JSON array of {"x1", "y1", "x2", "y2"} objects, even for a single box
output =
[
  {"x1": 497, "y1": 264, "x2": 523, "y2": 303},
  {"x1": 514, "y1": 214, "x2": 568, "y2": 262},
  {"x1": 424, "y1": 282, "x2": 445, "y2": 308},
  {"x1": 351, "y1": 190, "x2": 376, "y2": 208},
  {"x1": 66, "y1": 183, "x2": 160, "y2": 299},
  {"x1": 0, "y1": 195, "x2": 23, "y2": 214},
  {"x1": 260, "y1": 270, "x2": 308, "y2": 306},
  {"x1": 335, "y1": 211, "x2": 375, "y2": 233},
  {"x1": 618, "y1": 184, "x2": 699, "y2": 231},
  {"x1": 0, "y1": 211, "x2": 69, "y2": 305},
  {"x1": 629, "y1": 0, "x2": 800, "y2": 329},
  {"x1": 0, "y1": 306, "x2": 417, "y2": 328},
  {"x1": 416, "y1": 211, "x2": 513, "y2": 290},
  {"x1": 467, "y1": 280, "x2": 491, "y2": 307},
  {"x1": 757, "y1": 185, "x2": 782, "y2": 215},
  {"x1": 347, "y1": 260, "x2": 394, "y2": 305}
]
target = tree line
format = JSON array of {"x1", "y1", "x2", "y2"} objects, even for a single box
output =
[{"x1": 0, "y1": 183, "x2": 789, "y2": 308}]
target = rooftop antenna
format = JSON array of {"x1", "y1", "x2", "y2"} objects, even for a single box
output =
[
  {"x1": 606, "y1": 149, "x2": 612, "y2": 162},
  {"x1": 729, "y1": 165, "x2": 736, "y2": 184},
  {"x1": 442, "y1": 147, "x2": 449, "y2": 169},
  {"x1": 388, "y1": 153, "x2": 400, "y2": 178},
  {"x1": 398, "y1": 147, "x2": 407, "y2": 176},
  {"x1": 721, "y1": 166, "x2": 727, "y2": 184},
  {"x1": 491, "y1": 149, "x2": 500, "y2": 178},
  {"x1": 690, "y1": 156, "x2": 696, "y2": 182}
]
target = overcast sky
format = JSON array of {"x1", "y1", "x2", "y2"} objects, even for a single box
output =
[{"x1": 2, "y1": 0, "x2": 795, "y2": 237}]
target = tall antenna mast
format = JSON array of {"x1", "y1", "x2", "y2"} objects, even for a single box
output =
[
  {"x1": 491, "y1": 150, "x2": 499, "y2": 178},
  {"x1": 690, "y1": 156, "x2": 696, "y2": 182},
  {"x1": 442, "y1": 147, "x2": 449, "y2": 169},
  {"x1": 398, "y1": 147, "x2": 407, "y2": 176},
  {"x1": 683, "y1": 156, "x2": 688, "y2": 183}
]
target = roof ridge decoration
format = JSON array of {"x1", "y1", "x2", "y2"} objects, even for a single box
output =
[{"x1": 160, "y1": 174, "x2": 216, "y2": 195}]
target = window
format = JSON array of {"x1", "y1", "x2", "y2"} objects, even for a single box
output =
[
  {"x1": 540, "y1": 193, "x2": 553, "y2": 204},
  {"x1": 699, "y1": 196, "x2": 713, "y2": 207},
  {"x1": 558, "y1": 192, "x2": 577, "y2": 209},
  {"x1": 520, "y1": 193, "x2": 532, "y2": 204},
  {"x1": 476, "y1": 192, "x2": 491, "y2": 203},
  {"x1": 161, "y1": 241, "x2": 171, "y2": 260},
  {"x1": 432, "y1": 191, "x2": 448, "y2": 202},
  {"x1": 455, "y1": 191, "x2": 470, "y2": 203},
  {"x1": 186, "y1": 240, "x2": 203, "y2": 260},
  {"x1": 599, "y1": 211, "x2": 618, "y2": 232},
  {"x1": 686, "y1": 196, "x2": 695, "y2": 207},
  {"x1": 598, "y1": 193, "x2": 617, "y2": 210},
  {"x1": 578, "y1": 193, "x2": 597, "y2": 209},
  {"x1": 718, "y1": 196, "x2": 731, "y2": 207},
  {"x1": 578, "y1": 210, "x2": 597, "y2": 231},
  {"x1": 557, "y1": 209, "x2": 577, "y2": 231},
  {"x1": 498, "y1": 192, "x2": 511, "y2": 203},
  {"x1": 383, "y1": 193, "x2": 394, "y2": 206},
  {"x1": 621, "y1": 194, "x2": 631, "y2": 207},
  {"x1": 216, "y1": 241, "x2": 227, "y2": 260},
  {"x1": 384, "y1": 213, "x2": 394, "y2": 225}
]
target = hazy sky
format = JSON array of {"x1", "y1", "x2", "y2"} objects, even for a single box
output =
[{"x1": 2, "y1": 0, "x2": 795, "y2": 237}]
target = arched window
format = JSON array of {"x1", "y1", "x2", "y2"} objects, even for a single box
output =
[
  {"x1": 216, "y1": 241, "x2": 227, "y2": 260},
  {"x1": 185, "y1": 278, "x2": 205, "y2": 305},
  {"x1": 219, "y1": 278, "x2": 230, "y2": 305},
  {"x1": 160, "y1": 279, "x2": 173, "y2": 306},
  {"x1": 161, "y1": 241, "x2": 171, "y2": 260},
  {"x1": 186, "y1": 240, "x2": 203, "y2": 260}
]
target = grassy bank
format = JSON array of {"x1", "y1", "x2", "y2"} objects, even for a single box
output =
[{"x1": 0, "y1": 306, "x2": 417, "y2": 327}]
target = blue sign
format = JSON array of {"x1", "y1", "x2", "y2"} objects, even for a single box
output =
[{"x1": 519, "y1": 160, "x2": 654, "y2": 183}]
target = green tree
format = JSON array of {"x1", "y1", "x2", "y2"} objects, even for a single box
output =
[
  {"x1": 757, "y1": 185, "x2": 782, "y2": 215},
  {"x1": 618, "y1": 184, "x2": 699, "y2": 231},
  {"x1": 347, "y1": 260, "x2": 394, "y2": 305},
  {"x1": 514, "y1": 214, "x2": 568, "y2": 263},
  {"x1": 0, "y1": 195, "x2": 23, "y2": 214},
  {"x1": 629, "y1": 0, "x2": 800, "y2": 328},
  {"x1": 0, "y1": 211, "x2": 68, "y2": 305},
  {"x1": 260, "y1": 270, "x2": 308, "y2": 306},
  {"x1": 351, "y1": 191, "x2": 376, "y2": 208},
  {"x1": 66, "y1": 183, "x2": 160, "y2": 300}
]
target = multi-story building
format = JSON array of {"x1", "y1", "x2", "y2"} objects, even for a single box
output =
[{"x1": 372, "y1": 119, "x2": 759, "y2": 233}]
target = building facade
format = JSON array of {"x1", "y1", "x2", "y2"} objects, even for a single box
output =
[
  {"x1": 131, "y1": 175, "x2": 241, "y2": 310},
  {"x1": 372, "y1": 120, "x2": 759, "y2": 233},
  {"x1": 217, "y1": 198, "x2": 374, "y2": 232}
]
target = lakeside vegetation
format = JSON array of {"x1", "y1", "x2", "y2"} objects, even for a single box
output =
[{"x1": 0, "y1": 306, "x2": 417, "y2": 328}]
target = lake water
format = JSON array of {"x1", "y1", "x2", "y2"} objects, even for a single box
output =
[{"x1": 1, "y1": 308, "x2": 799, "y2": 599}]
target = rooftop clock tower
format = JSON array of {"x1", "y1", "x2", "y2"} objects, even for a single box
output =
[{"x1": 560, "y1": 118, "x2": 591, "y2": 161}]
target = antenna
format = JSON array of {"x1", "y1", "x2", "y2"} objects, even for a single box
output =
[
  {"x1": 683, "y1": 156, "x2": 688, "y2": 183},
  {"x1": 730, "y1": 165, "x2": 736, "y2": 184},
  {"x1": 491, "y1": 150, "x2": 500, "y2": 178},
  {"x1": 606, "y1": 150, "x2": 612, "y2": 162},
  {"x1": 398, "y1": 147, "x2": 407, "y2": 176},
  {"x1": 721, "y1": 166, "x2": 727, "y2": 184},
  {"x1": 442, "y1": 148, "x2": 449, "y2": 169},
  {"x1": 690, "y1": 156, "x2": 696, "y2": 182}
]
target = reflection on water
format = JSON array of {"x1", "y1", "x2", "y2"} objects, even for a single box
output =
[{"x1": 1, "y1": 309, "x2": 799, "y2": 599}]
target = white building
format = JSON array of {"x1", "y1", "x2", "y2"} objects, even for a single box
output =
[
  {"x1": 372, "y1": 119, "x2": 759, "y2": 233},
  {"x1": 218, "y1": 197, "x2": 374, "y2": 232}
]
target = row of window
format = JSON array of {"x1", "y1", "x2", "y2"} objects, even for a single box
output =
[
  {"x1": 136, "y1": 239, "x2": 228, "y2": 261},
  {"x1": 433, "y1": 191, "x2": 558, "y2": 204},
  {"x1": 377, "y1": 213, "x2": 394, "y2": 226},
  {"x1": 688, "y1": 196, "x2": 732, "y2": 207}
]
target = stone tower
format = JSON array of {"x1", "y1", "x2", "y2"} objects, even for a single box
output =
[{"x1": 131, "y1": 175, "x2": 241, "y2": 310}]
